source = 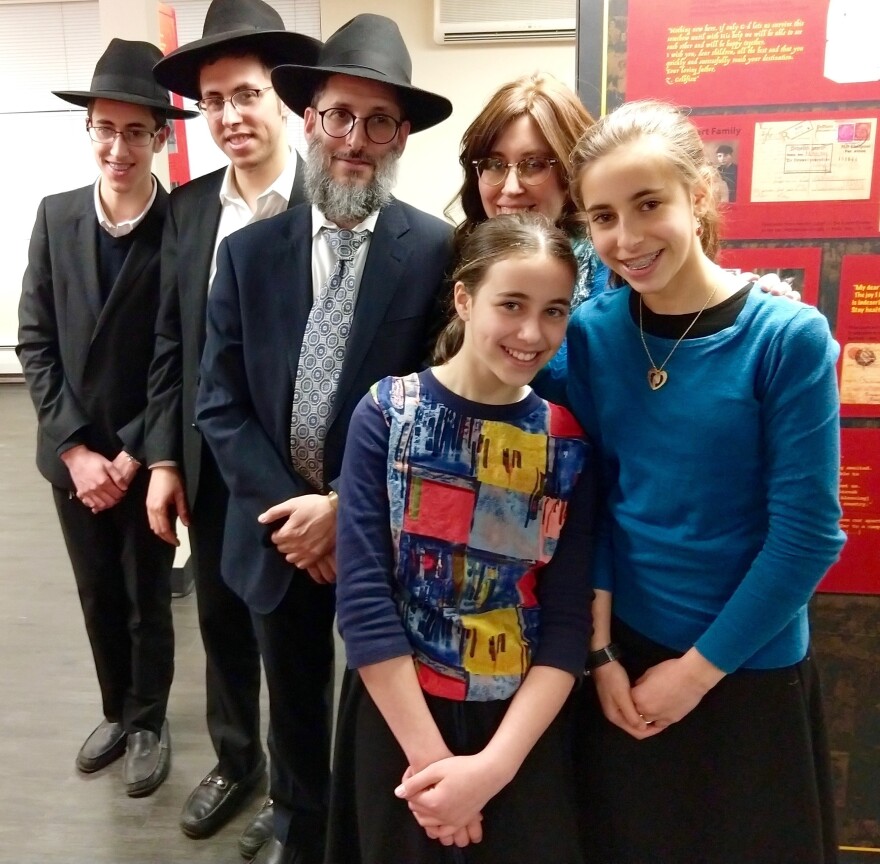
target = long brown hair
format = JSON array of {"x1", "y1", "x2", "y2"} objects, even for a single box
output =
[
  {"x1": 570, "y1": 99, "x2": 722, "y2": 284},
  {"x1": 433, "y1": 213, "x2": 577, "y2": 364},
  {"x1": 446, "y1": 73, "x2": 596, "y2": 255}
]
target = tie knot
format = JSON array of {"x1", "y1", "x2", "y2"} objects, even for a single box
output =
[{"x1": 324, "y1": 228, "x2": 368, "y2": 263}]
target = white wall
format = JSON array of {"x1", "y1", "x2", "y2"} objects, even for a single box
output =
[{"x1": 320, "y1": 0, "x2": 577, "y2": 223}]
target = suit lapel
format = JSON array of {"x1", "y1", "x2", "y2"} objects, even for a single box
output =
[
  {"x1": 192, "y1": 174, "x2": 224, "y2": 356},
  {"x1": 330, "y1": 202, "x2": 410, "y2": 425},
  {"x1": 283, "y1": 205, "x2": 316, "y2": 384},
  {"x1": 288, "y1": 152, "x2": 307, "y2": 208},
  {"x1": 72, "y1": 202, "x2": 103, "y2": 326}
]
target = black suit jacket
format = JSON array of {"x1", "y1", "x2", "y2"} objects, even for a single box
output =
[
  {"x1": 145, "y1": 154, "x2": 307, "y2": 506},
  {"x1": 195, "y1": 199, "x2": 452, "y2": 613},
  {"x1": 18, "y1": 183, "x2": 167, "y2": 490}
]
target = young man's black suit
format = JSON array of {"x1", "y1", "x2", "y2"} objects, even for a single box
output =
[
  {"x1": 145, "y1": 156, "x2": 307, "y2": 786},
  {"x1": 18, "y1": 184, "x2": 175, "y2": 738}
]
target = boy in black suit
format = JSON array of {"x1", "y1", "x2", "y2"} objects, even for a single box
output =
[
  {"x1": 17, "y1": 39, "x2": 196, "y2": 798},
  {"x1": 145, "y1": 0, "x2": 321, "y2": 854}
]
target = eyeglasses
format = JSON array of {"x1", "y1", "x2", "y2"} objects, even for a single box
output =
[
  {"x1": 472, "y1": 156, "x2": 560, "y2": 187},
  {"x1": 196, "y1": 87, "x2": 274, "y2": 116},
  {"x1": 87, "y1": 124, "x2": 160, "y2": 147},
  {"x1": 317, "y1": 108, "x2": 403, "y2": 145}
]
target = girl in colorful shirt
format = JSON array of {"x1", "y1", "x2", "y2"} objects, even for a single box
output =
[
  {"x1": 326, "y1": 214, "x2": 595, "y2": 863},
  {"x1": 560, "y1": 99, "x2": 846, "y2": 864}
]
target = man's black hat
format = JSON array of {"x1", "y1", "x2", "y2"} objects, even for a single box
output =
[
  {"x1": 53, "y1": 38, "x2": 197, "y2": 119},
  {"x1": 272, "y1": 14, "x2": 452, "y2": 134},
  {"x1": 153, "y1": 0, "x2": 322, "y2": 101}
]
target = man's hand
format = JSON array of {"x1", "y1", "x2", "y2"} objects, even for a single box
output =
[
  {"x1": 146, "y1": 466, "x2": 191, "y2": 546},
  {"x1": 306, "y1": 552, "x2": 337, "y2": 586},
  {"x1": 61, "y1": 445, "x2": 126, "y2": 512},
  {"x1": 258, "y1": 494, "x2": 336, "y2": 569}
]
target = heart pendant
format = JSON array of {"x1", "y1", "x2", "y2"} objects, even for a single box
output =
[{"x1": 648, "y1": 368, "x2": 668, "y2": 390}]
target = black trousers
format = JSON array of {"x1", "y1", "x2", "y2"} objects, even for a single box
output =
[
  {"x1": 250, "y1": 568, "x2": 336, "y2": 863},
  {"x1": 191, "y1": 447, "x2": 265, "y2": 779},
  {"x1": 52, "y1": 470, "x2": 174, "y2": 736}
]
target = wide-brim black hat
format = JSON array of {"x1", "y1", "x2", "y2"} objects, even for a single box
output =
[
  {"x1": 53, "y1": 38, "x2": 197, "y2": 120},
  {"x1": 153, "y1": 0, "x2": 322, "y2": 101},
  {"x1": 272, "y1": 14, "x2": 452, "y2": 134}
]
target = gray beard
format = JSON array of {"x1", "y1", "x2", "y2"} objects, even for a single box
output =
[{"x1": 304, "y1": 138, "x2": 399, "y2": 225}]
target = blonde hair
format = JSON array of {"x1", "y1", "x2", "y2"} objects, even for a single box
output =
[
  {"x1": 433, "y1": 213, "x2": 577, "y2": 364},
  {"x1": 447, "y1": 73, "x2": 596, "y2": 254},
  {"x1": 570, "y1": 99, "x2": 721, "y2": 281}
]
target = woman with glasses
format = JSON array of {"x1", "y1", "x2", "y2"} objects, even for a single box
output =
[{"x1": 448, "y1": 73, "x2": 607, "y2": 309}]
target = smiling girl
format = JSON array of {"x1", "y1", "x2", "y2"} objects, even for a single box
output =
[
  {"x1": 326, "y1": 214, "x2": 595, "y2": 864},
  {"x1": 562, "y1": 100, "x2": 845, "y2": 864}
]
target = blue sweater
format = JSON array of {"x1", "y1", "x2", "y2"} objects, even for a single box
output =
[
  {"x1": 336, "y1": 370, "x2": 595, "y2": 701},
  {"x1": 561, "y1": 286, "x2": 845, "y2": 672}
]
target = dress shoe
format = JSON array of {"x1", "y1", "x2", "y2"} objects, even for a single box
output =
[
  {"x1": 238, "y1": 797, "x2": 274, "y2": 859},
  {"x1": 75, "y1": 719, "x2": 127, "y2": 773},
  {"x1": 123, "y1": 719, "x2": 170, "y2": 797},
  {"x1": 251, "y1": 837, "x2": 314, "y2": 864},
  {"x1": 179, "y1": 758, "x2": 267, "y2": 839}
]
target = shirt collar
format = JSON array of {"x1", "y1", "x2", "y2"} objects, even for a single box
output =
[
  {"x1": 310, "y1": 205, "x2": 381, "y2": 239},
  {"x1": 218, "y1": 150, "x2": 296, "y2": 209},
  {"x1": 94, "y1": 176, "x2": 157, "y2": 238}
]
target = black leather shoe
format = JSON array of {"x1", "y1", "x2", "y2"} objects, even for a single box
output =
[
  {"x1": 75, "y1": 719, "x2": 127, "y2": 773},
  {"x1": 238, "y1": 797, "x2": 274, "y2": 859},
  {"x1": 123, "y1": 719, "x2": 170, "y2": 797},
  {"x1": 179, "y1": 758, "x2": 267, "y2": 839},
  {"x1": 251, "y1": 837, "x2": 312, "y2": 864}
]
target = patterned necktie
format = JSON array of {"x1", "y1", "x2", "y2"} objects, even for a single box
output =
[{"x1": 290, "y1": 228, "x2": 368, "y2": 489}]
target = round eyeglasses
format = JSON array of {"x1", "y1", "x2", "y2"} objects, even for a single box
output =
[
  {"x1": 317, "y1": 108, "x2": 403, "y2": 145},
  {"x1": 472, "y1": 156, "x2": 560, "y2": 187},
  {"x1": 196, "y1": 87, "x2": 274, "y2": 116},
  {"x1": 87, "y1": 124, "x2": 159, "y2": 147}
]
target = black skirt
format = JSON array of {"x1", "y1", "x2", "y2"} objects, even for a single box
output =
[
  {"x1": 572, "y1": 618, "x2": 838, "y2": 864},
  {"x1": 326, "y1": 667, "x2": 584, "y2": 864}
]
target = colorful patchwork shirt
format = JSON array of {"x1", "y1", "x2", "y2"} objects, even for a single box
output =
[{"x1": 336, "y1": 370, "x2": 594, "y2": 702}]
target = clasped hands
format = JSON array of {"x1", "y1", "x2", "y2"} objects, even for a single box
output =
[
  {"x1": 593, "y1": 650, "x2": 725, "y2": 740},
  {"x1": 63, "y1": 445, "x2": 140, "y2": 513},
  {"x1": 258, "y1": 494, "x2": 337, "y2": 584},
  {"x1": 393, "y1": 748, "x2": 515, "y2": 848}
]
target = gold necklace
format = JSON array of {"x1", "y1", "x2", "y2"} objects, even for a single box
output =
[{"x1": 638, "y1": 285, "x2": 719, "y2": 390}]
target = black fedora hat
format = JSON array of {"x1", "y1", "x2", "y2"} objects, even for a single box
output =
[
  {"x1": 272, "y1": 14, "x2": 452, "y2": 134},
  {"x1": 53, "y1": 38, "x2": 197, "y2": 120},
  {"x1": 153, "y1": 0, "x2": 322, "y2": 101}
]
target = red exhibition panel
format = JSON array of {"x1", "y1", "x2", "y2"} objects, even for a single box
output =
[
  {"x1": 820, "y1": 427, "x2": 880, "y2": 594},
  {"x1": 626, "y1": 0, "x2": 880, "y2": 108},
  {"x1": 717, "y1": 246, "x2": 822, "y2": 306},
  {"x1": 836, "y1": 255, "x2": 880, "y2": 417},
  {"x1": 693, "y1": 111, "x2": 880, "y2": 241}
]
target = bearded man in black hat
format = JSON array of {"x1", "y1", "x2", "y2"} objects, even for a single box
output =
[
  {"x1": 17, "y1": 38, "x2": 197, "y2": 799},
  {"x1": 194, "y1": 13, "x2": 453, "y2": 864},
  {"x1": 143, "y1": 0, "x2": 320, "y2": 855}
]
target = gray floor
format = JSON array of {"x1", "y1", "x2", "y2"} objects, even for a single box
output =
[{"x1": 0, "y1": 382, "x2": 342, "y2": 864}]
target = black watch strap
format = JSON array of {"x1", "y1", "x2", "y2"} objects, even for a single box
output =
[{"x1": 586, "y1": 642, "x2": 622, "y2": 673}]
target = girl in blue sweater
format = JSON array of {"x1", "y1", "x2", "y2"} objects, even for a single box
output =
[
  {"x1": 561, "y1": 100, "x2": 846, "y2": 863},
  {"x1": 326, "y1": 214, "x2": 595, "y2": 863}
]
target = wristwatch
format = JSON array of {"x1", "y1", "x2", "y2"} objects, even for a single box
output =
[{"x1": 586, "y1": 643, "x2": 622, "y2": 674}]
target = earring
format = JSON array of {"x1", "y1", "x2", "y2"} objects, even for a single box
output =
[{"x1": 695, "y1": 217, "x2": 704, "y2": 238}]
